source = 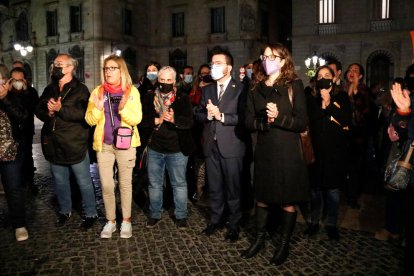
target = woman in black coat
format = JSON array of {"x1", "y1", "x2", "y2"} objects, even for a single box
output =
[
  {"x1": 242, "y1": 43, "x2": 309, "y2": 266},
  {"x1": 304, "y1": 65, "x2": 352, "y2": 240}
]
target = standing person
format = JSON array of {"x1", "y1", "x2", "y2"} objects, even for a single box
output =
[
  {"x1": 0, "y1": 67, "x2": 29, "y2": 241},
  {"x1": 177, "y1": 65, "x2": 194, "y2": 95},
  {"x1": 196, "y1": 49, "x2": 246, "y2": 241},
  {"x1": 138, "y1": 62, "x2": 161, "y2": 99},
  {"x1": 35, "y1": 53, "x2": 98, "y2": 229},
  {"x1": 85, "y1": 55, "x2": 142, "y2": 239},
  {"x1": 140, "y1": 66, "x2": 195, "y2": 229},
  {"x1": 327, "y1": 60, "x2": 344, "y2": 89},
  {"x1": 304, "y1": 66, "x2": 351, "y2": 240},
  {"x1": 9, "y1": 67, "x2": 39, "y2": 194},
  {"x1": 242, "y1": 43, "x2": 309, "y2": 265},
  {"x1": 344, "y1": 63, "x2": 377, "y2": 208}
]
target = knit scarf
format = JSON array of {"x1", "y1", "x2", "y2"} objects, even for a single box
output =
[
  {"x1": 104, "y1": 82, "x2": 123, "y2": 94},
  {"x1": 154, "y1": 89, "x2": 176, "y2": 115}
]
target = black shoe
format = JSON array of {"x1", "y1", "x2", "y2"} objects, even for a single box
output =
[
  {"x1": 176, "y1": 218, "x2": 188, "y2": 230},
  {"x1": 304, "y1": 223, "x2": 319, "y2": 237},
  {"x1": 202, "y1": 222, "x2": 219, "y2": 236},
  {"x1": 225, "y1": 228, "x2": 239, "y2": 242},
  {"x1": 326, "y1": 226, "x2": 340, "y2": 240},
  {"x1": 146, "y1": 218, "x2": 160, "y2": 229},
  {"x1": 81, "y1": 217, "x2": 97, "y2": 230},
  {"x1": 56, "y1": 213, "x2": 71, "y2": 227}
]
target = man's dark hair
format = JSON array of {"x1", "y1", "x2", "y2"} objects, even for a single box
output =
[
  {"x1": 182, "y1": 65, "x2": 193, "y2": 73},
  {"x1": 327, "y1": 60, "x2": 342, "y2": 72},
  {"x1": 211, "y1": 49, "x2": 233, "y2": 66},
  {"x1": 10, "y1": 67, "x2": 27, "y2": 79}
]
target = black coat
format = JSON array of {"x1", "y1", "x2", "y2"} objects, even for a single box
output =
[
  {"x1": 245, "y1": 79, "x2": 309, "y2": 204},
  {"x1": 307, "y1": 89, "x2": 352, "y2": 189},
  {"x1": 139, "y1": 90, "x2": 195, "y2": 156},
  {"x1": 35, "y1": 78, "x2": 90, "y2": 165}
]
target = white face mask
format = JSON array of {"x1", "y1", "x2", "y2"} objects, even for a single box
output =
[
  {"x1": 12, "y1": 80, "x2": 26, "y2": 91},
  {"x1": 210, "y1": 65, "x2": 224, "y2": 81}
]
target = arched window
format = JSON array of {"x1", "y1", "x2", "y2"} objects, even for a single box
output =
[
  {"x1": 122, "y1": 48, "x2": 137, "y2": 83},
  {"x1": 46, "y1": 48, "x2": 58, "y2": 81},
  {"x1": 69, "y1": 45, "x2": 84, "y2": 82},
  {"x1": 169, "y1": 48, "x2": 187, "y2": 77},
  {"x1": 15, "y1": 12, "x2": 29, "y2": 41},
  {"x1": 366, "y1": 50, "x2": 393, "y2": 88}
]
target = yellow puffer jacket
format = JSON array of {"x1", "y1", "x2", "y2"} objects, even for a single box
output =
[{"x1": 85, "y1": 85, "x2": 142, "y2": 152}]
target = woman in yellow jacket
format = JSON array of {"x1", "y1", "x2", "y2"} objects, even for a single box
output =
[{"x1": 85, "y1": 55, "x2": 142, "y2": 239}]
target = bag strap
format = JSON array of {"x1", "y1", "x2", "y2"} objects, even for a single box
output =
[
  {"x1": 107, "y1": 91, "x2": 115, "y2": 127},
  {"x1": 398, "y1": 140, "x2": 414, "y2": 169}
]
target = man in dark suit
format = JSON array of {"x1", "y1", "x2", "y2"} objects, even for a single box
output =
[{"x1": 196, "y1": 49, "x2": 246, "y2": 241}]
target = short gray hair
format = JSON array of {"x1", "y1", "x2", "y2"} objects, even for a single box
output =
[
  {"x1": 158, "y1": 66, "x2": 176, "y2": 80},
  {"x1": 55, "y1": 53, "x2": 78, "y2": 74}
]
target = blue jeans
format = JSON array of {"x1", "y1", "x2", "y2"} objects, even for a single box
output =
[
  {"x1": 50, "y1": 153, "x2": 97, "y2": 217},
  {"x1": 310, "y1": 188, "x2": 340, "y2": 227},
  {"x1": 147, "y1": 149, "x2": 188, "y2": 220},
  {"x1": 0, "y1": 151, "x2": 26, "y2": 228}
]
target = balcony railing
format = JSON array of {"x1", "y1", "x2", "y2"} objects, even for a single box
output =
[
  {"x1": 370, "y1": 20, "x2": 392, "y2": 32},
  {"x1": 317, "y1": 24, "x2": 337, "y2": 35}
]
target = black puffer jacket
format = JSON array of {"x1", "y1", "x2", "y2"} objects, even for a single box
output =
[{"x1": 35, "y1": 77, "x2": 90, "y2": 165}]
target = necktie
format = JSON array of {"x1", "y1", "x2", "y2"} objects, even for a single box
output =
[{"x1": 218, "y1": 84, "x2": 224, "y2": 101}]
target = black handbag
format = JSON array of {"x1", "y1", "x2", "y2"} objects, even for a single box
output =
[{"x1": 384, "y1": 140, "x2": 414, "y2": 191}]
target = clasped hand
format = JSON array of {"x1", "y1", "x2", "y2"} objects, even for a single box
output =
[
  {"x1": 47, "y1": 97, "x2": 62, "y2": 117},
  {"x1": 266, "y1": 102, "x2": 278, "y2": 123},
  {"x1": 207, "y1": 99, "x2": 222, "y2": 120}
]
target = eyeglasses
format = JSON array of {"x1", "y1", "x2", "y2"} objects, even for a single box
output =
[
  {"x1": 209, "y1": 62, "x2": 227, "y2": 67},
  {"x1": 53, "y1": 63, "x2": 72, "y2": 68},
  {"x1": 103, "y1": 66, "x2": 120, "y2": 72},
  {"x1": 260, "y1": 54, "x2": 282, "y2": 61}
]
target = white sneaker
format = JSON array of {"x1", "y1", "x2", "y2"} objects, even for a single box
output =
[
  {"x1": 15, "y1": 227, "x2": 29, "y2": 241},
  {"x1": 120, "y1": 221, "x2": 132, "y2": 239},
  {"x1": 100, "y1": 221, "x2": 117, "y2": 239}
]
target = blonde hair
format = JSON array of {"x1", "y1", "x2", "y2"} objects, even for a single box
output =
[{"x1": 102, "y1": 54, "x2": 132, "y2": 91}]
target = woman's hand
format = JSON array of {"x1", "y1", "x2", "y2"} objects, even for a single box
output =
[
  {"x1": 92, "y1": 94, "x2": 104, "y2": 111},
  {"x1": 391, "y1": 83, "x2": 411, "y2": 112},
  {"x1": 163, "y1": 108, "x2": 175, "y2": 124},
  {"x1": 266, "y1": 102, "x2": 278, "y2": 123},
  {"x1": 321, "y1": 89, "x2": 331, "y2": 109}
]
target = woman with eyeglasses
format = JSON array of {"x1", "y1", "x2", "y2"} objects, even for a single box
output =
[
  {"x1": 85, "y1": 54, "x2": 142, "y2": 239},
  {"x1": 243, "y1": 43, "x2": 309, "y2": 266}
]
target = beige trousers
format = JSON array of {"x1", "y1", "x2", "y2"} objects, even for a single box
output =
[{"x1": 97, "y1": 144, "x2": 136, "y2": 221}]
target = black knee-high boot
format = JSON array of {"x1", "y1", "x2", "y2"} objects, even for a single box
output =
[
  {"x1": 240, "y1": 207, "x2": 268, "y2": 259},
  {"x1": 270, "y1": 210, "x2": 297, "y2": 266}
]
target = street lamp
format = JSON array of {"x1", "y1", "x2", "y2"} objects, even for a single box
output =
[
  {"x1": 304, "y1": 52, "x2": 326, "y2": 78},
  {"x1": 13, "y1": 42, "x2": 33, "y2": 56}
]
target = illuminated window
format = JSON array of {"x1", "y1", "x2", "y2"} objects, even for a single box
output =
[
  {"x1": 319, "y1": 0, "x2": 335, "y2": 24},
  {"x1": 381, "y1": 0, "x2": 389, "y2": 19}
]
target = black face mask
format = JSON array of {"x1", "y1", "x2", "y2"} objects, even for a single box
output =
[
  {"x1": 316, "y1": 78, "x2": 333, "y2": 90},
  {"x1": 51, "y1": 67, "x2": 65, "y2": 82},
  {"x1": 405, "y1": 76, "x2": 414, "y2": 92},
  {"x1": 158, "y1": 83, "x2": 174, "y2": 93},
  {"x1": 200, "y1": 75, "x2": 213, "y2": 83}
]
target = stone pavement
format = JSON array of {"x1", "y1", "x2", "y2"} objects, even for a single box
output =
[{"x1": 0, "y1": 134, "x2": 405, "y2": 275}]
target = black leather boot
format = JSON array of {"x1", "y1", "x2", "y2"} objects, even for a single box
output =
[
  {"x1": 240, "y1": 207, "x2": 268, "y2": 259},
  {"x1": 270, "y1": 210, "x2": 297, "y2": 266}
]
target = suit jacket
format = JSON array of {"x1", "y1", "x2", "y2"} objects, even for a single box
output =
[{"x1": 196, "y1": 78, "x2": 246, "y2": 158}]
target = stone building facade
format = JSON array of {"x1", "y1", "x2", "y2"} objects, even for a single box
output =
[
  {"x1": 292, "y1": 0, "x2": 414, "y2": 87},
  {"x1": 0, "y1": 0, "x2": 286, "y2": 92}
]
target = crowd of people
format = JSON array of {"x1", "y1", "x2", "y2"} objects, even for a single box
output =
[{"x1": 0, "y1": 43, "x2": 413, "y2": 272}]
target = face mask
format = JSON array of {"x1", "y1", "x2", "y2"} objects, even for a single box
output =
[
  {"x1": 263, "y1": 60, "x2": 281, "y2": 76},
  {"x1": 200, "y1": 75, "x2": 212, "y2": 83},
  {"x1": 210, "y1": 65, "x2": 224, "y2": 81},
  {"x1": 405, "y1": 76, "x2": 414, "y2": 92},
  {"x1": 12, "y1": 80, "x2": 26, "y2": 91},
  {"x1": 158, "y1": 82, "x2": 174, "y2": 93},
  {"x1": 51, "y1": 67, "x2": 65, "y2": 82},
  {"x1": 184, "y1": 75, "x2": 193, "y2": 84},
  {"x1": 147, "y1": 72, "x2": 158, "y2": 81},
  {"x1": 239, "y1": 73, "x2": 245, "y2": 81},
  {"x1": 316, "y1": 78, "x2": 333, "y2": 90},
  {"x1": 246, "y1": 68, "x2": 253, "y2": 79}
]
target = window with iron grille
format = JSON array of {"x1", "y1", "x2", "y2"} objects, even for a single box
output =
[
  {"x1": 46, "y1": 9, "x2": 58, "y2": 36},
  {"x1": 319, "y1": 0, "x2": 335, "y2": 24},
  {"x1": 172, "y1": 12, "x2": 184, "y2": 37},
  {"x1": 70, "y1": 5, "x2": 82, "y2": 33},
  {"x1": 211, "y1": 7, "x2": 225, "y2": 33}
]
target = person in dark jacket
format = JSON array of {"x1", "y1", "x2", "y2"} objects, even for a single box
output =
[
  {"x1": 140, "y1": 66, "x2": 195, "y2": 229},
  {"x1": 242, "y1": 43, "x2": 309, "y2": 266},
  {"x1": 0, "y1": 70, "x2": 30, "y2": 241},
  {"x1": 9, "y1": 67, "x2": 39, "y2": 194},
  {"x1": 389, "y1": 63, "x2": 414, "y2": 276},
  {"x1": 35, "y1": 53, "x2": 97, "y2": 229},
  {"x1": 304, "y1": 65, "x2": 351, "y2": 240}
]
